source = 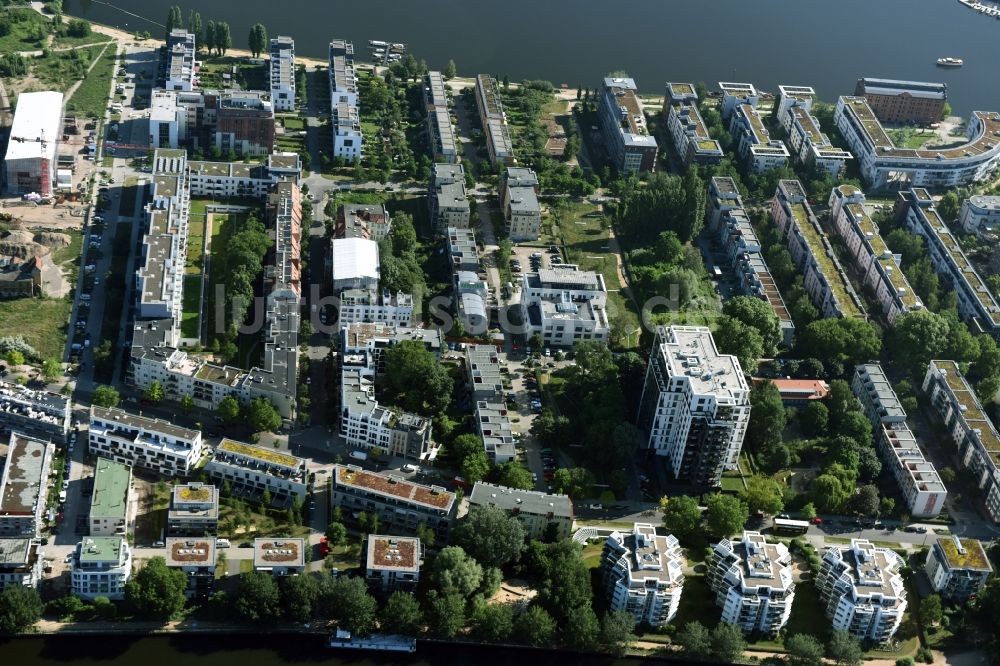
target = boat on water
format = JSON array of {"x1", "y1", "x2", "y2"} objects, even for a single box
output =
[
  {"x1": 391, "y1": 43, "x2": 405, "y2": 50},
  {"x1": 328, "y1": 629, "x2": 416, "y2": 653},
  {"x1": 936, "y1": 57, "x2": 964, "y2": 67},
  {"x1": 369, "y1": 40, "x2": 388, "y2": 47}
]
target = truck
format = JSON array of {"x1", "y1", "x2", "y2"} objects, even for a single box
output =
[{"x1": 349, "y1": 450, "x2": 368, "y2": 462}]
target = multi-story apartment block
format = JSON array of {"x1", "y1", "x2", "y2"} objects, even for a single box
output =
[
  {"x1": 922, "y1": 360, "x2": 1000, "y2": 522},
  {"x1": 71, "y1": 536, "x2": 132, "y2": 600},
  {"x1": 834, "y1": 96, "x2": 1000, "y2": 191},
  {"x1": 87, "y1": 406, "x2": 204, "y2": 477},
  {"x1": 187, "y1": 153, "x2": 301, "y2": 198},
  {"x1": 337, "y1": 203, "x2": 392, "y2": 242},
  {"x1": 339, "y1": 323, "x2": 443, "y2": 373},
  {"x1": 329, "y1": 39, "x2": 362, "y2": 161},
  {"x1": 339, "y1": 364, "x2": 434, "y2": 461},
  {"x1": 601, "y1": 524, "x2": 685, "y2": 627},
  {"x1": 338, "y1": 288, "x2": 414, "y2": 328},
  {"x1": 708, "y1": 531, "x2": 795, "y2": 635},
  {"x1": 167, "y1": 483, "x2": 220, "y2": 536},
  {"x1": 854, "y1": 78, "x2": 947, "y2": 125},
  {"x1": 254, "y1": 537, "x2": 305, "y2": 576},
  {"x1": 424, "y1": 71, "x2": 459, "y2": 163},
  {"x1": 0, "y1": 538, "x2": 43, "y2": 590},
  {"x1": 719, "y1": 82, "x2": 759, "y2": 122},
  {"x1": 828, "y1": 186, "x2": 922, "y2": 324},
  {"x1": 707, "y1": 177, "x2": 795, "y2": 346},
  {"x1": 164, "y1": 30, "x2": 195, "y2": 91},
  {"x1": 852, "y1": 364, "x2": 947, "y2": 518},
  {"x1": 165, "y1": 537, "x2": 216, "y2": 598},
  {"x1": 430, "y1": 164, "x2": 470, "y2": 231},
  {"x1": 924, "y1": 536, "x2": 993, "y2": 601},
  {"x1": 959, "y1": 195, "x2": 1000, "y2": 234},
  {"x1": 89, "y1": 458, "x2": 132, "y2": 537},
  {"x1": 454, "y1": 271, "x2": 489, "y2": 334},
  {"x1": 771, "y1": 180, "x2": 866, "y2": 319},
  {"x1": 475, "y1": 74, "x2": 514, "y2": 166},
  {"x1": 269, "y1": 36, "x2": 296, "y2": 111},
  {"x1": 331, "y1": 464, "x2": 457, "y2": 541},
  {"x1": 662, "y1": 83, "x2": 723, "y2": 167},
  {"x1": 4, "y1": 90, "x2": 63, "y2": 197},
  {"x1": 501, "y1": 167, "x2": 541, "y2": 241},
  {"x1": 0, "y1": 380, "x2": 71, "y2": 442},
  {"x1": 817, "y1": 539, "x2": 907, "y2": 643},
  {"x1": 782, "y1": 103, "x2": 852, "y2": 178},
  {"x1": 776, "y1": 85, "x2": 816, "y2": 119},
  {"x1": 446, "y1": 226, "x2": 479, "y2": 272},
  {"x1": 468, "y1": 482, "x2": 574, "y2": 541},
  {"x1": 473, "y1": 399, "x2": 515, "y2": 463},
  {"x1": 729, "y1": 102, "x2": 790, "y2": 173},
  {"x1": 466, "y1": 344, "x2": 504, "y2": 400},
  {"x1": 636, "y1": 326, "x2": 750, "y2": 488},
  {"x1": 520, "y1": 265, "x2": 609, "y2": 346},
  {"x1": 204, "y1": 438, "x2": 308, "y2": 505},
  {"x1": 214, "y1": 90, "x2": 275, "y2": 156},
  {"x1": 0, "y1": 433, "x2": 53, "y2": 537},
  {"x1": 365, "y1": 535, "x2": 422, "y2": 594},
  {"x1": 330, "y1": 237, "x2": 381, "y2": 294},
  {"x1": 598, "y1": 77, "x2": 658, "y2": 174},
  {"x1": 895, "y1": 189, "x2": 1000, "y2": 335},
  {"x1": 148, "y1": 89, "x2": 276, "y2": 156}
]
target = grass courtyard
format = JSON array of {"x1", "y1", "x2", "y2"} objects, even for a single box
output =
[
  {"x1": 65, "y1": 43, "x2": 116, "y2": 119},
  {"x1": 0, "y1": 297, "x2": 70, "y2": 360}
]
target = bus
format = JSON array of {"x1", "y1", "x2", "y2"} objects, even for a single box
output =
[{"x1": 772, "y1": 518, "x2": 810, "y2": 535}]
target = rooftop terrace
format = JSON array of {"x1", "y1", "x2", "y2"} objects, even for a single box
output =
[{"x1": 336, "y1": 465, "x2": 454, "y2": 511}]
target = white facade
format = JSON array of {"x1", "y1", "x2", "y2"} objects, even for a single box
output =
[
  {"x1": 663, "y1": 83, "x2": 723, "y2": 167},
  {"x1": 269, "y1": 36, "x2": 296, "y2": 111},
  {"x1": 0, "y1": 538, "x2": 43, "y2": 590},
  {"x1": 165, "y1": 30, "x2": 195, "y2": 91},
  {"x1": 430, "y1": 164, "x2": 471, "y2": 231},
  {"x1": 719, "y1": 82, "x2": 759, "y2": 121},
  {"x1": 339, "y1": 364, "x2": 434, "y2": 461},
  {"x1": 923, "y1": 537, "x2": 993, "y2": 601},
  {"x1": 601, "y1": 524, "x2": 685, "y2": 626},
  {"x1": 835, "y1": 96, "x2": 1000, "y2": 192},
  {"x1": 636, "y1": 326, "x2": 750, "y2": 487},
  {"x1": 366, "y1": 535, "x2": 422, "y2": 593},
  {"x1": 475, "y1": 74, "x2": 514, "y2": 166},
  {"x1": 816, "y1": 539, "x2": 907, "y2": 643},
  {"x1": 502, "y1": 168, "x2": 541, "y2": 242},
  {"x1": 959, "y1": 195, "x2": 1000, "y2": 234},
  {"x1": 707, "y1": 532, "x2": 795, "y2": 635},
  {"x1": 729, "y1": 102, "x2": 789, "y2": 173},
  {"x1": 71, "y1": 537, "x2": 132, "y2": 601},
  {"x1": 520, "y1": 266, "x2": 609, "y2": 346},
  {"x1": 329, "y1": 40, "x2": 362, "y2": 161},
  {"x1": 88, "y1": 406, "x2": 204, "y2": 477},
  {"x1": 203, "y1": 438, "x2": 308, "y2": 504},
  {"x1": 782, "y1": 103, "x2": 852, "y2": 178},
  {"x1": 4, "y1": 90, "x2": 64, "y2": 197}
]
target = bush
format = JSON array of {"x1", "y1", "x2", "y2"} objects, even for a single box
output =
[
  {"x1": 66, "y1": 19, "x2": 91, "y2": 37},
  {"x1": 916, "y1": 648, "x2": 934, "y2": 664}
]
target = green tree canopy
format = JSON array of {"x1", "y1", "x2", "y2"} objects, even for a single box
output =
[
  {"x1": 740, "y1": 475, "x2": 785, "y2": 516},
  {"x1": 513, "y1": 604, "x2": 556, "y2": 646},
  {"x1": 320, "y1": 576, "x2": 377, "y2": 636},
  {"x1": 492, "y1": 461, "x2": 534, "y2": 490},
  {"x1": 380, "y1": 591, "x2": 423, "y2": 635},
  {"x1": 676, "y1": 620, "x2": 712, "y2": 660},
  {"x1": 216, "y1": 395, "x2": 241, "y2": 423},
  {"x1": 279, "y1": 574, "x2": 317, "y2": 623},
  {"x1": 786, "y1": 633, "x2": 825, "y2": 666},
  {"x1": 0, "y1": 585, "x2": 42, "y2": 634},
  {"x1": 713, "y1": 315, "x2": 764, "y2": 373},
  {"x1": 722, "y1": 295, "x2": 781, "y2": 355},
  {"x1": 551, "y1": 467, "x2": 594, "y2": 499},
  {"x1": 705, "y1": 493, "x2": 749, "y2": 539},
  {"x1": 91, "y1": 384, "x2": 121, "y2": 408},
  {"x1": 425, "y1": 590, "x2": 465, "y2": 638},
  {"x1": 247, "y1": 22, "x2": 267, "y2": 57},
  {"x1": 432, "y1": 546, "x2": 483, "y2": 597},
  {"x1": 710, "y1": 622, "x2": 747, "y2": 663},
  {"x1": 746, "y1": 380, "x2": 786, "y2": 453},
  {"x1": 234, "y1": 571, "x2": 280, "y2": 623},
  {"x1": 383, "y1": 340, "x2": 453, "y2": 414},
  {"x1": 800, "y1": 401, "x2": 829, "y2": 438},
  {"x1": 600, "y1": 610, "x2": 636, "y2": 656},
  {"x1": 471, "y1": 601, "x2": 514, "y2": 642},
  {"x1": 453, "y1": 505, "x2": 525, "y2": 569},
  {"x1": 124, "y1": 556, "x2": 188, "y2": 619},
  {"x1": 661, "y1": 495, "x2": 702, "y2": 541},
  {"x1": 826, "y1": 630, "x2": 864, "y2": 666},
  {"x1": 243, "y1": 398, "x2": 282, "y2": 433}
]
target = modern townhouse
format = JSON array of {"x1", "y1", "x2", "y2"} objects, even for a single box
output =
[
  {"x1": 269, "y1": 36, "x2": 296, "y2": 111},
  {"x1": 465, "y1": 344, "x2": 504, "y2": 400},
  {"x1": 501, "y1": 167, "x2": 541, "y2": 241},
  {"x1": 331, "y1": 464, "x2": 457, "y2": 541},
  {"x1": 636, "y1": 326, "x2": 750, "y2": 488},
  {"x1": 770, "y1": 180, "x2": 866, "y2": 319},
  {"x1": 454, "y1": 271, "x2": 489, "y2": 334},
  {"x1": 828, "y1": 185, "x2": 922, "y2": 324},
  {"x1": 337, "y1": 203, "x2": 392, "y2": 242},
  {"x1": 475, "y1": 74, "x2": 514, "y2": 166},
  {"x1": 365, "y1": 535, "x2": 422, "y2": 595},
  {"x1": 88, "y1": 406, "x2": 204, "y2": 477},
  {"x1": 468, "y1": 482, "x2": 574, "y2": 541},
  {"x1": 895, "y1": 188, "x2": 1000, "y2": 335},
  {"x1": 71, "y1": 536, "x2": 132, "y2": 600},
  {"x1": 924, "y1": 536, "x2": 993, "y2": 601},
  {"x1": 816, "y1": 539, "x2": 907, "y2": 643},
  {"x1": 89, "y1": 458, "x2": 132, "y2": 537},
  {"x1": 719, "y1": 82, "x2": 759, "y2": 122},
  {"x1": 520, "y1": 265, "x2": 609, "y2": 346},
  {"x1": 922, "y1": 360, "x2": 1000, "y2": 522},
  {"x1": 462, "y1": 345, "x2": 514, "y2": 462},
  {"x1": 598, "y1": 77, "x2": 658, "y2": 174},
  {"x1": 339, "y1": 323, "x2": 443, "y2": 373},
  {"x1": 329, "y1": 39, "x2": 362, "y2": 161},
  {"x1": 854, "y1": 78, "x2": 947, "y2": 125},
  {"x1": 430, "y1": 164, "x2": 471, "y2": 231},
  {"x1": 834, "y1": 96, "x2": 1000, "y2": 191},
  {"x1": 424, "y1": 71, "x2": 459, "y2": 163},
  {"x1": 164, "y1": 30, "x2": 195, "y2": 91},
  {"x1": 148, "y1": 89, "x2": 276, "y2": 156},
  {"x1": 662, "y1": 82, "x2": 723, "y2": 167},
  {"x1": 0, "y1": 432, "x2": 53, "y2": 537},
  {"x1": 254, "y1": 537, "x2": 305, "y2": 576},
  {"x1": 0, "y1": 380, "x2": 70, "y2": 442},
  {"x1": 0, "y1": 538, "x2": 43, "y2": 590},
  {"x1": 728, "y1": 102, "x2": 790, "y2": 173},
  {"x1": 165, "y1": 537, "x2": 216, "y2": 598},
  {"x1": 446, "y1": 226, "x2": 479, "y2": 273},
  {"x1": 959, "y1": 194, "x2": 1000, "y2": 234},
  {"x1": 776, "y1": 85, "x2": 817, "y2": 120},
  {"x1": 782, "y1": 103, "x2": 852, "y2": 178},
  {"x1": 167, "y1": 482, "x2": 220, "y2": 536},
  {"x1": 601, "y1": 523, "x2": 685, "y2": 626},
  {"x1": 852, "y1": 364, "x2": 946, "y2": 518},
  {"x1": 186, "y1": 153, "x2": 301, "y2": 198},
  {"x1": 203, "y1": 438, "x2": 308, "y2": 505},
  {"x1": 707, "y1": 531, "x2": 795, "y2": 635}
]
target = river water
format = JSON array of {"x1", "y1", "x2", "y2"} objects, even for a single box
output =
[{"x1": 65, "y1": 0, "x2": 1000, "y2": 114}]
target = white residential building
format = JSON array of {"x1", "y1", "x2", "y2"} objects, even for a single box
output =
[
  {"x1": 475, "y1": 74, "x2": 514, "y2": 166},
  {"x1": 636, "y1": 326, "x2": 750, "y2": 488},
  {"x1": 3, "y1": 90, "x2": 63, "y2": 196},
  {"x1": 816, "y1": 539, "x2": 907, "y2": 643},
  {"x1": 164, "y1": 30, "x2": 195, "y2": 91},
  {"x1": 167, "y1": 483, "x2": 220, "y2": 536},
  {"x1": 430, "y1": 164, "x2": 470, "y2": 231},
  {"x1": 165, "y1": 537, "x2": 216, "y2": 598},
  {"x1": 783, "y1": 104, "x2": 852, "y2": 178},
  {"x1": 0, "y1": 380, "x2": 71, "y2": 442},
  {"x1": 501, "y1": 167, "x2": 541, "y2": 241},
  {"x1": 601, "y1": 524, "x2": 685, "y2": 626},
  {"x1": 719, "y1": 82, "x2": 759, "y2": 122},
  {"x1": 204, "y1": 439, "x2": 308, "y2": 505},
  {"x1": 852, "y1": 364, "x2": 947, "y2": 518},
  {"x1": 959, "y1": 195, "x2": 1000, "y2": 234},
  {"x1": 88, "y1": 406, "x2": 204, "y2": 477},
  {"x1": 729, "y1": 102, "x2": 790, "y2": 173},
  {"x1": 0, "y1": 433, "x2": 53, "y2": 537},
  {"x1": 446, "y1": 226, "x2": 479, "y2": 272},
  {"x1": 771, "y1": 180, "x2": 866, "y2": 319},
  {"x1": 462, "y1": 344, "x2": 514, "y2": 462},
  {"x1": 896, "y1": 189, "x2": 1000, "y2": 335},
  {"x1": 776, "y1": 85, "x2": 816, "y2": 119},
  {"x1": 922, "y1": 360, "x2": 1000, "y2": 522},
  {"x1": 71, "y1": 537, "x2": 132, "y2": 601},
  {"x1": 339, "y1": 364, "x2": 434, "y2": 461},
  {"x1": 329, "y1": 39, "x2": 362, "y2": 161},
  {"x1": 834, "y1": 96, "x2": 1000, "y2": 192},
  {"x1": 468, "y1": 482, "x2": 574, "y2": 541},
  {"x1": 520, "y1": 265, "x2": 609, "y2": 346},
  {"x1": 598, "y1": 77, "x2": 658, "y2": 174},
  {"x1": 424, "y1": 71, "x2": 458, "y2": 163},
  {"x1": 828, "y1": 185, "x2": 922, "y2": 324},
  {"x1": 708, "y1": 531, "x2": 795, "y2": 635},
  {"x1": 366, "y1": 535, "x2": 422, "y2": 594},
  {"x1": 89, "y1": 458, "x2": 133, "y2": 537},
  {"x1": 454, "y1": 271, "x2": 489, "y2": 334},
  {"x1": 331, "y1": 237, "x2": 381, "y2": 292},
  {"x1": 254, "y1": 537, "x2": 305, "y2": 576},
  {"x1": 924, "y1": 536, "x2": 993, "y2": 601},
  {"x1": 662, "y1": 83, "x2": 723, "y2": 167},
  {"x1": 269, "y1": 36, "x2": 296, "y2": 111},
  {"x1": 0, "y1": 538, "x2": 43, "y2": 590}
]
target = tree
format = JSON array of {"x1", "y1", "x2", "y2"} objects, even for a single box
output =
[
  {"x1": 248, "y1": 23, "x2": 267, "y2": 58},
  {"x1": 180, "y1": 394, "x2": 194, "y2": 413},
  {"x1": 204, "y1": 20, "x2": 217, "y2": 53},
  {"x1": 811, "y1": 474, "x2": 850, "y2": 513},
  {"x1": 243, "y1": 398, "x2": 282, "y2": 433},
  {"x1": 322, "y1": 576, "x2": 377, "y2": 636},
  {"x1": 705, "y1": 493, "x2": 749, "y2": 539},
  {"x1": 711, "y1": 622, "x2": 746, "y2": 663},
  {"x1": 279, "y1": 574, "x2": 317, "y2": 623},
  {"x1": 41, "y1": 358, "x2": 61, "y2": 382},
  {"x1": 746, "y1": 380, "x2": 786, "y2": 453},
  {"x1": 6, "y1": 350, "x2": 25, "y2": 366},
  {"x1": 216, "y1": 395, "x2": 240, "y2": 423},
  {"x1": 920, "y1": 594, "x2": 943, "y2": 626},
  {"x1": 145, "y1": 380, "x2": 164, "y2": 404},
  {"x1": 444, "y1": 59, "x2": 457, "y2": 79},
  {"x1": 432, "y1": 546, "x2": 483, "y2": 597},
  {"x1": 234, "y1": 571, "x2": 280, "y2": 623},
  {"x1": 890, "y1": 311, "x2": 952, "y2": 376},
  {"x1": 800, "y1": 401, "x2": 829, "y2": 438},
  {"x1": 383, "y1": 340, "x2": 453, "y2": 415},
  {"x1": 471, "y1": 601, "x2": 514, "y2": 642},
  {"x1": 493, "y1": 461, "x2": 533, "y2": 490},
  {"x1": 124, "y1": 556, "x2": 187, "y2": 619},
  {"x1": 325, "y1": 521, "x2": 346, "y2": 546},
  {"x1": 213, "y1": 21, "x2": 232, "y2": 56},
  {"x1": 676, "y1": 620, "x2": 712, "y2": 660},
  {"x1": 800, "y1": 502, "x2": 817, "y2": 521},
  {"x1": 514, "y1": 604, "x2": 556, "y2": 646},
  {"x1": 723, "y1": 296, "x2": 781, "y2": 355},
  {"x1": 827, "y1": 630, "x2": 864, "y2": 666},
  {"x1": 538, "y1": 540, "x2": 593, "y2": 626},
  {"x1": 453, "y1": 505, "x2": 525, "y2": 569},
  {"x1": 600, "y1": 610, "x2": 635, "y2": 656},
  {"x1": 460, "y1": 449, "x2": 491, "y2": 485},
  {"x1": 164, "y1": 5, "x2": 183, "y2": 39},
  {"x1": 713, "y1": 315, "x2": 764, "y2": 373},
  {"x1": 851, "y1": 484, "x2": 881, "y2": 517},
  {"x1": 425, "y1": 590, "x2": 465, "y2": 638},
  {"x1": 661, "y1": 495, "x2": 702, "y2": 541},
  {"x1": 740, "y1": 475, "x2": 785, "y2": 516},
  {"x1": 797, "y1": 318, "x2": 881, "y2": 367},
  {"x1": 187, "y1": 11, "x2": 203, "y2": 49},
  {"x1": 564, "y1": 604, "x2": 600, "y2": 650},
  {"x1": 551, "y1": 467, "x2": 594, "y2": 499},
  {"x1": 380, "y1": 591, "x2": 423, "y2": 635},
  {"x1": 786, "y1": 633, "x2": 825, "y2": 666},
  {"x1": 91, "y1": 384, "x2": 121, "y2": 408},
  {"x1": 0, "y1": 585, "x2": 42, "y2": 633}
]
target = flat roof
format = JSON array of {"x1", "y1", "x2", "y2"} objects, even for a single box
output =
[
  {"x1": 331, "y1": 237, "x2": 380, "y2": 283},
  {"x1": 0, "y1": 432, "x2": 51, "y2": 516},
  {"x1": 934, "y1": 537, "x2": 992, "y2": 572},
  {"x1": 78, "y1": 536, "x2": 124, "y2": 563},
  {"x1": 6, "y1": 91, "x2": 63, "y2": 162},
  {"x1": 91, "y1": 405, "x2": 200, "y2": 441},
  {"x1": 90, "y1": 458, "x2": 131, "y2": 520},
  {"x1": 469, "y1": 482, "x2": 573, "y2": 518},
  {"x1": 253, "y1": 537, "x2": 305, "y2": 568},
  {"x1": 165, "y1": 537, "x2": 216, "y2": 566},
  {"x1": 334, "y1": 464, "x2": 455, "y2": 511},
  {"x1": 217, "y1": 438, "x2": 303, "y2": 470},
  {"x1": 656, "y1": 325, "x2": 748, "y2": 396},
  {"x1": 366, "y1": 535, "x2": 420, "y2": 572},
  {"x1": 0, "y1": 537, "x2": 33, "y2": 567},
  {"x1": 171, "y1": 482, "x2": 217, "y2": 506}
]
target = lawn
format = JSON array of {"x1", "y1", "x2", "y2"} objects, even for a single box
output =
[
  {"x1": 582, "y1": 543, "x2": 604, "y2": 569},
  {"x1": 65, "y1": 43, "x2": 116, "y2": 119},
  {"x1": 51, "y1": 228, "x2": 83, "y2": 283},
  {"x1": 782, "y1": 580, "x2": 827, "y2": 641},
  {"x1": 0, "y1": 297, "x2": 70, "y2": 360},
  {"x1": 672, "y1": 575, "x2": 720, "y2": 629},
  {"x1": 181, "y1": 275, "x2": 201, "y2": 340},
  {"x1": 32, "y1": 44, "x2": 106, "y2": 89},
  {"x1": 887, "y1": 127, "x2": 937, "y2": 150},
  {"x1": 0, "y1": 8, "x2": 52, "y2": 53},
  {"x1": 280, "y1": 116, "x2": 305, "y2": 131},
  {"x1": 186, "y1": 216, "x2": 206, "y2": 276},
  {"x1": 52, "y1": 28, "x2": 113, "y2": 49},
  {"x1": 195, "y1": 56, "x2": 267, "y2": 91}
]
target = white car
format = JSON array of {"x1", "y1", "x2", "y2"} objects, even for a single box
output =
[{"x1": 401, "y1": 464, "x2": 418, "y2": 473}]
